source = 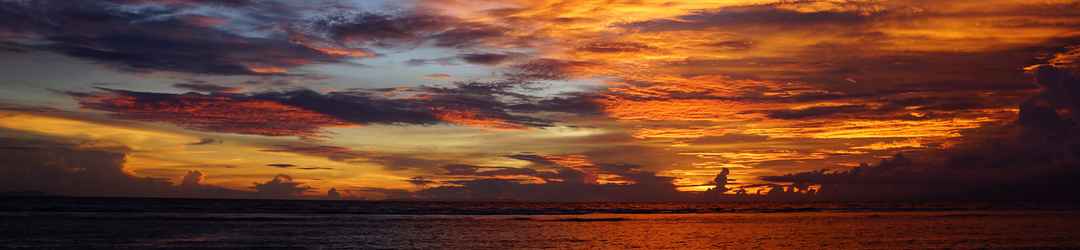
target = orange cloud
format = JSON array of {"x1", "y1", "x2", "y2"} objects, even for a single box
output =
[
  {"x1": 433, "y1": 109, "x2": 527, "y2": 130},
  {"x1": 246, "y1": 65, "x2": 288, "y2": 74}
]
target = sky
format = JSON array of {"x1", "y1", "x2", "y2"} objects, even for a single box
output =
[{"x1": 1, "y1": 0, "x2": 1079, "y2": 201}]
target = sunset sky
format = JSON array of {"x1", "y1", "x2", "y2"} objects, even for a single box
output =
[{"x1": 2, "y1": 0, "x2": 1079, "y2": 200}]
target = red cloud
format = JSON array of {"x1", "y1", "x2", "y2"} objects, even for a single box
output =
[{"x1": 74, "y1": 90, "x2": 351, "y2": 137}]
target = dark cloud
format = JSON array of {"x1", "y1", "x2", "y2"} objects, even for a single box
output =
[
  {"x1": 443, "y1": 164, "x2": 479, "y2": 175},
  {"x1": 313, "y1": 11, "x2": 505, "y2": 49},
  {"x1": 261, "y1": 143, "x2": 449, "y2": 171},
  {"x1": 688, "y1": 134, "x2": 769, "y2": 145},
  {"x1": 615, "y1": 3, "x2": 1080, "y2": 99},
  {"x1": 0, "y1": 1, "x2": 510, "y2": 76},
  {"x1": 758, "y1": 66, "x2": 1080, "y2": 201},
  {"x1": 459, "y1": 53, "x2": 514, "y2": 66},
  {"x1": 317, "y1": 12, "x2": 446, "y2": 47},
  {"x1": 624, "y1": 4, "x2": 885, "y2": 32},
  {"x1": 261, "y1": 144, "x2": 365, "y2": 162},
  {"x1": 404, "y1": 52, "x2": 522, "y2": 67},
  {"x1": 266, "y1": 163, "x2": 296, "y2": 168},
  {"x1": 665, "y1": 47, "x2": 1044, "y2": 95},
  {"x1": 408, "y1": 176, "x2": 436, "y2": 186},
  {"x1": 67, "y1": 80, "x2": 606, "y2": 136},
  {"x1": 410, "y1": 154, "x2": 686, "y2": 201},
  {"x1": 298, "y1": 167, "x2": 333, "y2": 171},
  {"x1": 504, "y1": 58, "x2": 595, "y2": 81},
  {"x1": 0, "y1": 136, "x2": 172, "y2": 196},
  {"x1": 252, "y1": 174, "x2": 313, "y2": 198},
  {"x1": 509, "y1": 92, "x2": 606, "y2": 116},
  {"x1": 429, "y1": 25, "x2": 507, "y2": 48},
  {"x1": 173, "y1": 83, "x2": 241, "y2": 93},
  {"x1": 0, "y1": 1, "x2": 368, "y2": 75},
  {"x1": 0, "y1": 133, "x2": 251, "y2": 198},
  {"x1": 69, "y1": 88, "x2": 351, "y2": 137},
  {"x1": 187, "y1": 138, "x2": 222, "y2": 146},
  {"x1": 763, "y1": 105, "x2": 870, "y2": 120},
  {"x1": 414, "y1": 173, "x2": 685, "y2": 202},
  {"x1": 704, "y1": 40, "x2": 755, "y2": 50},
  {"x1": 178, "y1": 170, "x2": 206, "y2": 188},
  {"x1": 326, "y1": 187, "x2": 341, "y2": 199}
]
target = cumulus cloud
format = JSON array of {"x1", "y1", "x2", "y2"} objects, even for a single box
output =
[
  {"x1": 758, "y1": 66, "x2": 1080, "y2": 201},
  {"x1": 326, "y1": 187, "x2": 341, "y2": 199},
  {"x1": 0, "y1": 134, "x2": 249, "y2": 198},
  {"x1": 0, "y1": 136, "x2": 172, "y2": 196},
  {"x1": 252, "y1": 174, "x2": 312, "y2": 198},
  {"x1": 180, "y1": 170, "x2": 205, "y2": 188}
]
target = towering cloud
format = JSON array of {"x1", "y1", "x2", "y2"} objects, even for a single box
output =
[
  {"x1": 0, "y1": 134, "x2": 257, "y2": 198},
  {"x1": 759, "y1": 66, "x2": 1080, "y2": 201},
  {"x1": 0, "y1": 136, "x2": 173, "y2": 196},
  {"x1": 252, "y1": 175, "x2": 312, "y2": 198}
]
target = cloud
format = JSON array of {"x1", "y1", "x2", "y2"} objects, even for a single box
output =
[
  {"x1": 687, "y1": 134, "x2": 769, "y2": 145},
  {"x1": 0, "y1": 1, "x2": 511, "y2": 76},
  {"x1": 179, "y1": 170, "x2": 205, "y2": 188},
  {"x1": 458, "y1": 53, "x2": 515, "y2": 65},
  {"x1": 173, "y1": 83, "x2": 241, "y2": 93},
  {"x1": 762, "y1": 105, "x2": 870, "y2": 120},
  {"x1": 187, "y1": 138, "x2": 222, "y2": 146},
  {"x1": 404, "y1": 52, "x2": 522, "y2": 67},
  {"x1": 504, "y1": 59, "x2": 595, "y2": 81},
  {"x1": 297, "y1": 167, "x2": 333, "y2": 171},
  {"x1": 577, "y1": 41, "x2": 657, "y2": 53},
  {"x1": 266, "y1": 163, "x2": 296, "y2": 168},
  {"x1": 623, "y1": 4, "x2": 884, "y2": 32},
  {"x1": 0, "y1": 1, "x2": 363, "y2": 75},
  {"x1": 424, "y1": 73, "x2": 452, "y2": 80},
  {"x1": 326, "y1": 187, "x2": 341, "y2": 199},
  {"x1": 252, "y1": 174, "x2": 312, "y2": 198},
  {"x1": 313, "y1": 10, "x2": 506, "y2": 49},
  {"x1": 69, "y1": 88, "x2": 351, "y2": 137},
  {"x1": 0, "y1": 136, "x2": 172, "y2": 196},
  {"x1": 757, "y1": 66, "x2": 1080, "y2": 201},
  {"x1": 67, "y1": 80, "x2": 605, "y2": 136},
  {"x1": 409, "y1": 154, "x2": 687, "y2": 201},
  {"x1": 261, "y1": 143, "x2": 451, "y2": 171},
  {"x1": 0, "y1": 133, "x2": 249, "y2": 198}
]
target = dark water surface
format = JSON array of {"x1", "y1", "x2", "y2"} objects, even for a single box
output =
[{"x1": 2, "y1": 197, "x2": 1079, "y2": 249}]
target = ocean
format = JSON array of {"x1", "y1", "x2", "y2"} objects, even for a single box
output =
[{"x1": 2, "y1": 197, "x2": 1079, "y2": 249}]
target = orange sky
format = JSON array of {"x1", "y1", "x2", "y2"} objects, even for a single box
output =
[{"x1": 0, "y1": 0, "x2": 1077, "y2": 199}]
